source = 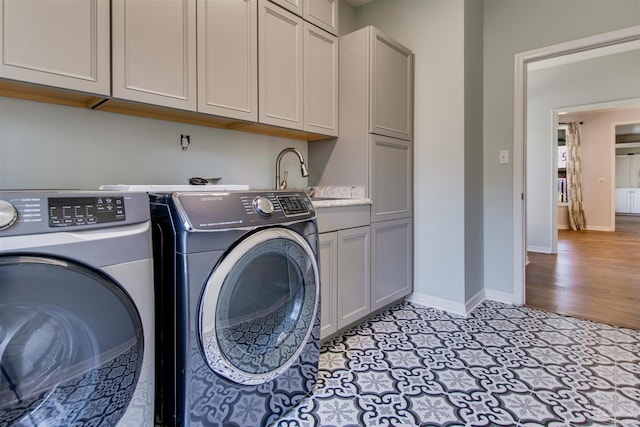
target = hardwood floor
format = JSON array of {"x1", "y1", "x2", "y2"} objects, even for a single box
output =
[{"x1": 526, "y1": 215, "x2": 640, "y2": 330}]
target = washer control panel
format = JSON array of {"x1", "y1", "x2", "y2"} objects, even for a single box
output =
[
  {"x1": 173, "y1": 191, "x2": 315, "y2": 230},
  {"x1": 0, "y1": 191, "x2": 150, "y2": 235},
  {"x1": 48, "y1": 196, "x2": 126, "y2": 227}
]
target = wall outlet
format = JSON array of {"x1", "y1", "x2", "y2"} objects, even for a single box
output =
[
  {"x1": 499, "y1": 150, "x2": 509, "y2": 164},
  {"x1": 180, "y1": 134, "x2": 190, "y2": 151},
  {"x1": 598, "y1": 177, "x2": 606, "y2": 183}
]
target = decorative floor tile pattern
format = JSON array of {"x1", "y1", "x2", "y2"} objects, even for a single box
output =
[{"x1": 274, "y1": 300, "x2": 640, "y2": 427}]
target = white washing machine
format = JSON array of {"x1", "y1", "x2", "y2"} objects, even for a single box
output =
[{"x1": 0, "y1": 190, "x2": 155, "y2": 427}]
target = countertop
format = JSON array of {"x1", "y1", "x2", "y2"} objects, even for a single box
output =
[
  {"x1": 311, "y1": 197, "x2": 372, "y2": 208},
  {"x1": 308, "y1": 185, "x2": 372, "y2": 208}
]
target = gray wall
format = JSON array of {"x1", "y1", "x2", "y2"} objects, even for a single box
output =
[
  {"x1": 483, "y1": 0, "x2": 640, "y2": 296},
  {"x1": 464, "y1": 0, "x2": 484, "y2": 302},
  {"x1": 0, "y1": 97, "x2": 308, "y2": 190}
]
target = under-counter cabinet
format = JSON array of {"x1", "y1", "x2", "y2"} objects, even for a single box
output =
[
  {"x1": 0, "y1": 0, "x2": 110, "y2": 95},
  {"x1": 319, "y1": 226, "x2": 371, "y2": 340},
  {"x1": 112, "y1": 0, "x2": 197, "y2": 110},
  {"x1": 615, "y1": 188, "x2": 640, "y2": 214},
  {"x1": 371, "y1": 218, "x2": 412, "y2": 311}
]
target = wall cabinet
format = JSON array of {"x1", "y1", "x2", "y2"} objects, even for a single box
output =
[
  {"x1": 615, "y1": 188, "x2": 640, "y2": 214},
  {"x1": 371, "y1": 218, "x2": 412, "y2": 311},
  {"x1": 370, "y1": 27, "x2": 413, "y2": 141},
  {"x1": 304, "y1": 22, "x2": 338, "y2": 136},
  {"x1": 112, "y1": 0, "x2": 197, "y2": 110},
  {"x1": 270, "y1": 0, "x2": 338, "y2": 36},
  {"x1": 258, "y1": 0, "x2": 303, "y2": 130},
  {"x1": 319, "y1": 226, "x2": 371, "y2": 340},
  {"x1": 197, "y1": 0, "x2": 258, "y2": 121},
  {"x1": 0, "y1": 0, "x2": 110, "y2": 96},
  {"x1": 259, "y1": 0, "x2": 337, "y2": 136}
]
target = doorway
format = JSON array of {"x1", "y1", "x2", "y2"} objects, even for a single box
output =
[{"x1": 512, "y1": 26, "x2": 640, "y2": 306}]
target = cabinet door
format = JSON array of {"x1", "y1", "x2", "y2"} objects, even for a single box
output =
[
  {"x1": 112, "y1": 0, "x2": 197, "y2": 110},
  {"x1": 304, "y1": 23, "x2": 338, "y2": 136},
  {"x1": 0, "y1": 0, "x2": 109, "y2": 95},
  {"x1": 319, "y1": 232, "x2": 338, "y2": 340},
  {"x1": 631, "y1": 190, "x2": 640, "y2": 214},
  {"x1": 631, "y1": 156, "x2": 640, "y2": 188},
  {"x1": 303, "y1": 0, "x2": 338, "y2": 36},
  {"x1": 369, "y1": 27, "x2": 413, "y2": 141},
  {"x1": 370, "y1": 134, "x2": 412, "y2": 222},
  {"x1": 371, "y1": 218, "x2": 412, "y2": 311},
  {"x1": 197, "y1": 0, "x2": 257, "y2": 121},
  {"x1": 615, "y1": 189, "x2": 630, "y2": 214},
  {"x1": 269, "y1": 0, "x2": 302, "y2": 16},
  {"x1": 615, "y1": 156, "x2": 631, "y2": 188},
  {"x1": 259, "y1": 0, "x2": 303, "y2": 130},
  {"x1": 337, "y1": 226, "x2": 370, "y2": 330}
]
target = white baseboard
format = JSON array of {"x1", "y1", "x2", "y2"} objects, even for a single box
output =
[
  {"x1": 527, "y1": 245, "x2": 552, "y2": 253},
  {"x1": 587, "y1": 225, "x2": 613, "y2": 232},
  {"x1": 408, "y1": 289, "x2": 489, "y2": 317},
  {"x1": 408, "y1": 292, "x2": 467, "y2": 316},
  {"x1": 465, "y1": 289, "x2": 485, "y2": 314},
  {"x1": 484, "y1": 289, "x2": 514, "y2": 305},
  {"x1": 557, "y1": 224, "x2": 569, "y2": 230}
]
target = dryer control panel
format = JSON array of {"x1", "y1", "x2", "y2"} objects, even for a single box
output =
[{"x1": 171, "y1": 191, "x2": 315, "y2": 231}]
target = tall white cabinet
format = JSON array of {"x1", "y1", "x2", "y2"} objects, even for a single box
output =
[
  {"x1": 310, "y1": 25, "x2": 414, "y2": 325},
  {"x1": 0, "y1": 0, "x2": 110, "y2": 95}
]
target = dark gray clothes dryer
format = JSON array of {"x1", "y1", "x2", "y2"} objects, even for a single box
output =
[
  {"x1": 0, "y1": 191, "x2": 155, "y2": 427},
  {"x1": 149, "y1": 190, "x2": 320, "y2": 427}
]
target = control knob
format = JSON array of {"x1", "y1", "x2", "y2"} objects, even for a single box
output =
[
  {"x1": 252, "y1": 196, "x2": 274, "y2": 217},
  {"x1": 0, "y1": 200, "x2": 18, "y2": 230}
]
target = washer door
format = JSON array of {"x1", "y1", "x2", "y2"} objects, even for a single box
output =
[
  {"x1": 0, "y1": 255, "x2": 144, "y2": 427},
  {"x1": 199, "y1": 228, "x2": 319, "y2": 385}
]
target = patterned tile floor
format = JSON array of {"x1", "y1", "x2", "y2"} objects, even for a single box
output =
[{"x1": 274, "y1": 300, "x2": 640, "y2": 427}]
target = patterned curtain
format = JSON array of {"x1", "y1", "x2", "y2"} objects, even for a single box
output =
[{"x1": 566, "y1": 122, "x2": 587, "y2": 230}]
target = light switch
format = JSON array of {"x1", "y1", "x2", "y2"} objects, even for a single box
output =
[{"x1": 499, "y1": 150, "x2": 509, "y2": 164}]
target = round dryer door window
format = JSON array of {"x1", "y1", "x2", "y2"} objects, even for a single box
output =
[
  {"x1": 199, "y1": 228, "x2": 319, "y2": 385},
  {"x1": 0, "y1": 255, "x2": 144, "y2": 427}
]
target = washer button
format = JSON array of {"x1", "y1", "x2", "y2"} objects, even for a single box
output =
[
  {"x1": 253, "y1": 197, "x2": 274, "y2": 217},
  {"x1": 0, "y1": 200, "x2": 18, "y2": 230}
]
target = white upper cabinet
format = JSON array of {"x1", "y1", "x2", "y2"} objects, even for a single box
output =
[
  {"x1": 258, "y1": 0, "x2": 304, "y2": 130},
  {"x1": 370, "y1": 27, "x2": 413, "y2": 141},
  {"x1": 197, "y1": 0, "x2": 257, "y2": 121},
  {"x1": 304, "y1": 22, "x2": 338, "y2": 136},
  {"x1": 112, "y1": 0, "x2": 197, "y2": 111},
  {"x1": 303, "y1": 0, "x2": 338, "y2": 36},
  {"x1": 0, "y1": 0, "x2": 110, "y2": 95}
]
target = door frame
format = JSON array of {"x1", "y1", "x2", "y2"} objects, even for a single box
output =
[{"x1": 512, "y1": 25, "x2": 640, "y2": 305}]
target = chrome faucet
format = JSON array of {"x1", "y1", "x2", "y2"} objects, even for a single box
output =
[{"x1": 276, "y1": 147, "x2": 309, "y2": 190}]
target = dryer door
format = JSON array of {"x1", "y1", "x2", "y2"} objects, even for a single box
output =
[
  {"x1": 199, "y1": 228, "x2": 319, "y2": 385},
  {"x1": 0, "y1": 255, "x2": 144, "y2": 427}
]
